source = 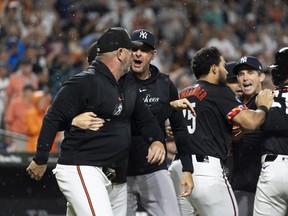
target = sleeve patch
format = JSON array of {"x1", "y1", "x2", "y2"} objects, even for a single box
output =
[{"x1": 227, "y1": 104, "x2": 248, "y2": 121}]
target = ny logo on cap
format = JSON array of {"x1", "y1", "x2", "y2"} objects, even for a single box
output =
[
  {"x1": 240, "y1": 56, "x2": 247, "y2": 63},
  {"x1": 139, "y1": 31, "x2": 148, "y2": 39}
]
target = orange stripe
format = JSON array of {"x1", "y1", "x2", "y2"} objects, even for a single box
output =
[
  {"x1": 77, "y1": 166, "x2": 96, "y2": 216},
  {"x1": 222, "y1": 169, "x2": 237, "y2": 216}
]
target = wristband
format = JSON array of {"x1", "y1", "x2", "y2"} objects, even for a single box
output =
[{"x1": 257, "y1": 105, "x2": 269, "y2": 116}]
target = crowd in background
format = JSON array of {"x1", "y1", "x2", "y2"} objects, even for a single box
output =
[{"x1": 0, "y1": 0, "x2": 287, "y2": 152}]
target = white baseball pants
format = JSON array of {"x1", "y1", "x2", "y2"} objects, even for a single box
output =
[
  {"x1": 254, "y1": 154, "x2": 288, "y2": 216},
  {"x1": 53, "y1": 164, "x2": 127, "y2": 216}
]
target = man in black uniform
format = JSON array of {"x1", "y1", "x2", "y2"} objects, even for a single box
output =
[
  {"x1": 254, "y1": 47, "x2": 288, "y2": 216},
  {"x1": 231, "y1": 56, "x2": 265, "y2": 216},
  {"x1": 175, "y1": 47, "x2": 274, "y2": 216},
  {"x1": 26, "y1": 27, "x2": 166, "y2": 216},
  {"x1": 125, "y1": 29, "x2": 193, "y2": 216}
]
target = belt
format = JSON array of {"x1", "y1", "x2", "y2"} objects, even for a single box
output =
[
  {"x1": 263, "y1": 154, "x2": 277, "y2": 162},
  {"x1": 196, "y1": 155, "x2": 209, "y2": 163},
  {"x1": 192, "y1": 155, "x2": 223, "y2": 167},
  {"x1": 261, "y1": 154, "x2": 288, "y2": 163},
  {"x1": 102, "y1": 167, "x2": 116, "y2": 181}
]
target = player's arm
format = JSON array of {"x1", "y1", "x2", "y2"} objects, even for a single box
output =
[
  {"x1": 170, "y1": 98, "x2": 196, "y2": 116},
  {"x1": 231, "y1": 89, "x2": 274, "y2": 131},
  {"x1": 181, "y1": 171, "x2": 194, "y2": 197},
  {"x1": 27, "y1": 76, "x2": 90, "y2": 180},
  {"x1": 71, "y1": 112, "x2": 105, "y2": 131}
]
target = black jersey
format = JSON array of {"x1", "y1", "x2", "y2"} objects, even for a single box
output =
[
  {"x1": 231, "y1": 95, "x2": 263, "y2": 192},
  {"x1": 127, "y1": 65, "x2": 192, "y2": 175},
  {"x1": 261, "y1": 84, "x2": 288, "y2": 155},
  {"x1": 179, "y1": 80, "x2": 247, "y2": 161}
]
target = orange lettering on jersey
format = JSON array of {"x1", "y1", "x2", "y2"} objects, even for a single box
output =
[{"x1": 180, "y1": 86, "x2": 207, "y2": 101}]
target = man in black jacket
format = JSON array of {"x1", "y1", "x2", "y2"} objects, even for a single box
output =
[
  {"x1": 26, "y1": 27, "x2": 166, "y2": 216},
  {"x1": 124, "y1": 29, "x2": 193, "y2": 216}
]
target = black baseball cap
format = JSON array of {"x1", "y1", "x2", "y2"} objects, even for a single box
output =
[
  {"x1": 130, "y1": 29, "x2": 155, "y2": 50},
  {"x1": 233, "y1": 56, "x2": 262, "y2": 75},
  {"x1": 225, "y1": 61, "x2": 237, "y2": 80},
  {"x1": 96, "y1": 27, "x2": 141, "y2": 53},
  {"x1": 87, "y1": 41, "x2": 98, "y2": 64}
]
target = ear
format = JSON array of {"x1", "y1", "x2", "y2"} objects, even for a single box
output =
[
  {"x1": 151, "y1": 50, "x2": 157, "y2": 60},
  {"x1": 259, "y1": 72, "x2": 266, "y2": 83},
  {"x1": 116, "y1": 48, "x2": 123, "y2": 61},
  {"x1": 211, "y1": 64, "x2": 217, "y2": 74}
]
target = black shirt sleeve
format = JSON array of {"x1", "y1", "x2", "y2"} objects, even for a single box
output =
[{"x1": 33, "y1": 74, "x2": 91, "y2": 164}]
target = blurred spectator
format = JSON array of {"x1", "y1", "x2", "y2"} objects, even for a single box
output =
[
  {"x1": 129, "y1": 6, "x2": 156, "y2": 33},
  {"x1": 241, "y1": 31, "x2": 264, "y2": 56},
  {"x1": 33, "y1": 65, "x2": 49, "y2": 91},
  {"x1": 4, "y1": 84, "x2": 35, "y2": 151},
  {"x1": 2, "y1": 1, "x2": 23, "y2": 29},
  {"x1": 156, "y1": 38, "x2": 174, "y2": 73},
  {"x1": 174, "y1": 72, "x2": 196, "y2": 92},
  {"x1": 5, "y1": 58, "x2": 38, "y2": 105},
  {"x1": 21, "y1": 10, "x2": 47, "y2": 47},
  {"x1": 25, "y1": 42, "x2": 46, "y2": 69},
  {"x1": 24, "y1": 90, "x2": 58, "y2": 152},
  {"x1": 66, "y1": 27, "x2": 84, "y2": 65},
  {"x1": 46, "y1": 39, "x2": 81, "y2": 96},
  {"x1": 158, "y1": 2, "x2": 189, "y2": 45},
  {"x1": 0, "y1": 61, "x2": 9, "y2": 128},
  {"x1": 206, "y1": 25, "x2": 240, "y2": 60},
  {"x1": 36, "y1": 0, "x2": 60, "y2": 38},
  {"x1": 6, "y1": 26, "x2": 25, "y2": 73},
  {"x1": 201, "y1": 0, "x2": 225, "y2": 30},
  {"x1": 0, "y1": 15, "x2": 7, "y2": 40}
]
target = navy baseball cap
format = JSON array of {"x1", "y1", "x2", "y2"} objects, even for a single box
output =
[
  {"x1": 96, "y1": 27, "x2": 141, "y2": 53},
  {"x1": 233, "y1": 56, "x2": 262, "y2": 75},
  {"x1": 130, "y1": 29, "x2": 155, "y2": 50},
  {"x1": 225, "y1": 61, "x2": 237, "y2": 80}
]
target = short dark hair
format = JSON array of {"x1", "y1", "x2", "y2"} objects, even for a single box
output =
[{"x1": 191, "y1": 47, "x2": 222, "y2": 79}]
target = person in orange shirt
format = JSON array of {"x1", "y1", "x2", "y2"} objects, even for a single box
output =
[
  {"x1": 24, "y1": 90, "x2": 58, "y2": 153},
  {"x1": 4, "y1": 84, "x2": 35, "y2": 151}
]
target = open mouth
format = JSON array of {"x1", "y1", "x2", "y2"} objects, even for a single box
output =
[
  {"x1": 133, "y1": 59, "x2": 142, "y2": 67},
  {"x1": 243, "y1": 83, "x2": 252, "y2": 89}
]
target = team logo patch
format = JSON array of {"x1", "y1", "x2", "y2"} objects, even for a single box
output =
[
  {"x1": 139, "y1": 31, "x2": 148, "y2": 39},
  {"x1": 240, "y1": 56, "x2": 247, "y2": 63}
]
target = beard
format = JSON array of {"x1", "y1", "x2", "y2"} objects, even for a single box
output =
[{"x1": 218, "y1": 72, "x2": 227, "y2": 86}]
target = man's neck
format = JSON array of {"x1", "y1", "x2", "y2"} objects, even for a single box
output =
[
  {"x1": 134, "y1": 70, "x2": 151, "y2": 80},
  {"x1": 198, "y1": 75, "x2": 217, "y2": 85}
]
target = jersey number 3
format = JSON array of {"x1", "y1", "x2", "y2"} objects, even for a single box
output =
[
  {"x1": 182, "y1": 102, "x2": 196, "y2": 134},
  {"x1": 272, "y1": 90, "x2": 288, "y2": 114}
]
